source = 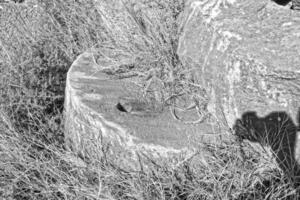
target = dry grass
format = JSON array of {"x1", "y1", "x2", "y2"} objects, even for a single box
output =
[
  {"x1": 1, "y1": 115, "x2": 297, "y2": 199},
  {"x1": 0, "y1": 0, "x2": 299, "y2": 199}
]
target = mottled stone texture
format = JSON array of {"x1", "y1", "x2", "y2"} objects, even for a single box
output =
[
  {"x1": 177, "y1": 0, "x2": 300, "y2": 129},
  {"x1": 65, "y1": 0, "x2": 300, "y2": 167},
  {"x1": 64, "y1": 52, "x2": 221, "y2": 167},
  {"x1": 292, "y1": 0, "x2": 300, "y2": 10}
]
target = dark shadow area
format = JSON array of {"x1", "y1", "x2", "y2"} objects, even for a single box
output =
[
  {"x1": 116, "y1": 102, "x2": 128, "y2": 112},
  {"x1": 272, "y1": 0, "x2": 291, "y2": 6},
  {"x1": 233, "y1": 110, "x2": 300, "y2": 187}
]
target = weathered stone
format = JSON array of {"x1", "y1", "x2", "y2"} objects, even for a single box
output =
[
  {"x1": 65, "y1": 0, "x2": 300, "y2": 170},
  {"x1": 177, "y1": 0, "x2": 300, "y2": 166},
  {"x1": 178, "y1": 0, "x2": 300, "y2": 128},
  {"x1": 64, "y1": 52, "x2": 227, "y2": 167},
  {"x1": 292, "y1": 0, "x2": 300, "y2": 10}
]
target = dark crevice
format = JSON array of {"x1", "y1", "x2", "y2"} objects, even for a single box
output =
[
  {"x1": 116, "y1": 102, "x2": 128, "y2": 112},
  {"x1": 272, "y1": 0, "x2": 291, "y2": 6}
]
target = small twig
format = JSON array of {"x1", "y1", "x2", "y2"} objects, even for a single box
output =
[
  {"x1": 164, "y1": 92, "x2": 185, "y2": 104},
  {"x1": 170, "y1": 104, "x2": 210, "y2": 125}
]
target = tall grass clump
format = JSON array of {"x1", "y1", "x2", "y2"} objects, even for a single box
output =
[
  {"x1": 0, "y1": 0, "x2": 299, "y2": 199},
  {"x1": 0, "y1": 0, "x2": 108, "y2": 144}
]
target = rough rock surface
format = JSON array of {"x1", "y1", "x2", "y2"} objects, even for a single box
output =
[
  {"x1": 177, "y1": 0, "x2": 300, "y2": 159},
  {"x1": 178, "y1": 0, "x2": 300, "y2": 128},
  {"x1": 64, "y1": 52, "x2": 227, "y2": 166},
  {"x1": 65, "y1": 0, "x2": 300, "y2": 167}
]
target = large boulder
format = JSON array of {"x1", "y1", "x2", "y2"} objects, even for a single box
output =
[
  {"x1": 64, "y1": 52, "x2": 224, "y2": 167},
  {"x1": 178, "y1": 0, "x2": 300, "y2": 129},
  {"x1": 177, "y1": 0, "x2": 300, "y2": 172},
  {"x1": 64, "y1": 0, "x2": 300, "y2": 169}
]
